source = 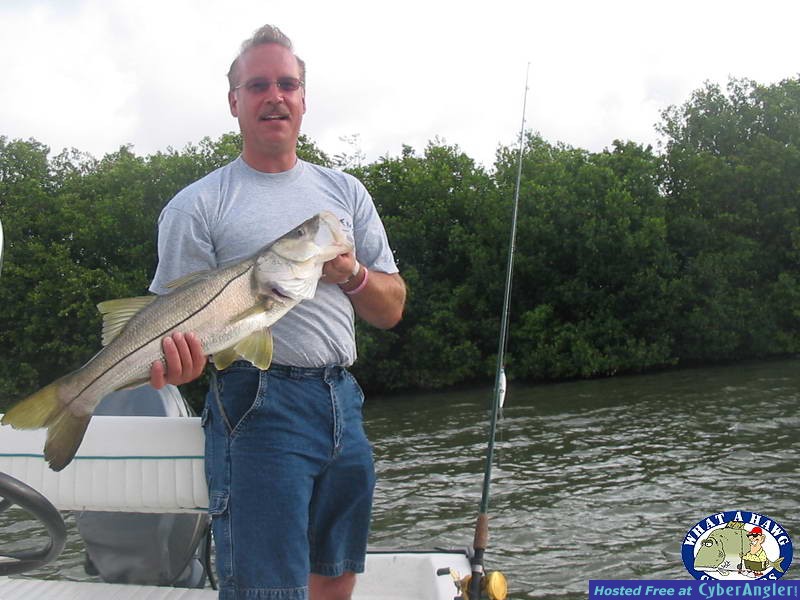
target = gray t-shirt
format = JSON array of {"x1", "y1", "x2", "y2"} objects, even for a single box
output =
[{"x1": 149, "y1": 157, "x2": 398, "y2": 367}]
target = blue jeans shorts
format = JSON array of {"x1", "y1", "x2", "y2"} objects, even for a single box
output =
[{"x1": 201, "y1": 362, "x2": 376, "y2": 600}]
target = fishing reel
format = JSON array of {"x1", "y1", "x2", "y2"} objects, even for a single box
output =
[{"x1": 439, "y1": 567, "x2": 508, "y2": 600}]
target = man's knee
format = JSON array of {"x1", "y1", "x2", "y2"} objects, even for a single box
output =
[{"x1": 309, "y1": 571, "x2": 357, "y2": 600}]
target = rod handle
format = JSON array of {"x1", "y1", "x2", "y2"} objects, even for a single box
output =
[{"x1": 473, "y1": 513, "x2": 489, "y2": 549}]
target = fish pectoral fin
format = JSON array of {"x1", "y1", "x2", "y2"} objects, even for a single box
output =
[
  {"x1": 97, "y1": 296, "x2": 157, "y2": 346},
  {"x1": 233, "y1": 304, "x2": 270, "y2": 321},
  {"x1": 235, "y1": 329, "x2": 274, "y2": 370},
  {"x1": 212, "y1": 329, "x2": 273, "y2": 371}
]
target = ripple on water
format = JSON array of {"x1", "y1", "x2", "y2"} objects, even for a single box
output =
[{"x1": 2, "y1": 360, "x2": 800, "y2": 599}]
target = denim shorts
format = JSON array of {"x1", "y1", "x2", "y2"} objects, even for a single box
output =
[{"x1": 201, "y1": 362, "x2": 376, "y2": 600}]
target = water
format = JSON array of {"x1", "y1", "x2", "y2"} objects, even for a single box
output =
[
  {"x1": 366, "y1": 358, "x2": 800, "y2": 597},
  {"x1": 2, "y1": 359, "x2": 799, "y2": 598}
]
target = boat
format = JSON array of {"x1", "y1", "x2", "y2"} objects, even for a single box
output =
[{"x1": 0, "y1": 387, "x2": 478, "y2": 600}]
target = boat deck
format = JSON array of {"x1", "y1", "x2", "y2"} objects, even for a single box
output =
[
  {"x1": 0, "y1": 577, "x2": 217, "y2": 599},
  {"x1": 0, "y1": 549, "x2": 469, "y2": 600}
]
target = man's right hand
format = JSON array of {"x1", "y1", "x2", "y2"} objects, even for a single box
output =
[{"x1": 150, "y1": 332, "x2": 207, "y2": 389}]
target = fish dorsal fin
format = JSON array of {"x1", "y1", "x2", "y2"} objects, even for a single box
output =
[
  {"x1": 164, "y1": 269, "x2": 215, "y2": 290},
  {"x1": 212, "y1": 329, "x2": 274, "y2": 371},
  {"x1": 97, "y1": 296, "x2": 156, "y2": 346}
]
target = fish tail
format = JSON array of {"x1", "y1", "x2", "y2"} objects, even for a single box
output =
[
  {"x1": 2, "y1": 381, "x2": 91, "y2": 472},
  {"x1": 772, "y1": 557, "x2": 785, "y2": 573},
  {"x1": 43, "y1": 410, "x2": 91, "y2": 472},
  {"x1": 2, "y1": 382, "x2": 63, "y2": 429}
]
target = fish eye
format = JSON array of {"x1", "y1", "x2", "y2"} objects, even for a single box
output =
[
  {"x1": 294, "y1": 227, "x2": 306, "y2": 237},
  {"x1": 703, "y1": 540, "x2": 714, "y2": 547}
]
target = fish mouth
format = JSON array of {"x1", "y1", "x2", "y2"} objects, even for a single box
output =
[{"x1": 316, "y1": 212, "x2": 353, "y2": 252}]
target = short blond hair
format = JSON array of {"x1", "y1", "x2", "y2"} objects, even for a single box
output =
[{"x1": 227, "y1": 24, "x2": 306, "y2": 91}]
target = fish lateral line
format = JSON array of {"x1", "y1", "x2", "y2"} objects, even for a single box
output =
[{"x1": 73, "y1": 265, "x2": 257, "y2": 402}]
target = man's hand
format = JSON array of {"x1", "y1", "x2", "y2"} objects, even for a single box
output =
[
  {"x1": 323, "y1": 253, "x2": 406, "y2": 330},
  {"x1": 150, "y1": 332, "x2": 207, "y2": 389},
  {"x1": 322, "y1": 251, "x2": 359, "y2": 285}
]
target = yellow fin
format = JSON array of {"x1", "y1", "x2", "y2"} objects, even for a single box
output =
[
  {"x1": 235, "y1": 329, "x2": 273, "y2": 370},
  {"x1": 233, "y1": 304, "x2": 271, "y2": 321},
  {"x1": 212, "y1": 347, "x2": 239, "y2": 371},
  {"x1": 2, "y1": 382, "x2": 61, "y2": 429},
  {"x1": 97, "y1": 296, "x2": 156, "y2": 346},
  {"x1": 44, "y1": 410, "x2": 91, "y2": 472},
  {"x1": 212, "y1": 329, "x2": 274, "y2": 371},
  {"x1": 1, "y1": 381, "x2": 91, "y2": 472}
]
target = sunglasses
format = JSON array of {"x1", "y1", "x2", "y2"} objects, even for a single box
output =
[{"x1": 234, "y1": 77, "x2": 303, "y2": 95}]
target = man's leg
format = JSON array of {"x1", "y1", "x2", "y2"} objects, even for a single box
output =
[{"x1": 309, "y1": 572, "x2": 357, "y2": 600}]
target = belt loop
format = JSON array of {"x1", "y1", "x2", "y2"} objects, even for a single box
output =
[{"x1": 323, "y1": 365, "x2": 341, "y2": 383}]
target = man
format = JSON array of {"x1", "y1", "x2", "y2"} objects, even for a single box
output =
[
  {"x1": 148, "y1": 24, "x2": 406, "y2": 600},
  {"x1": 741, "y1": 526, "x2": 768, "y2": 577}
]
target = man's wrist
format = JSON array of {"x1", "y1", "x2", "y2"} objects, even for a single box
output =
[{"x1": 338, "y1": 263, "x2": 367, "y2": 294}]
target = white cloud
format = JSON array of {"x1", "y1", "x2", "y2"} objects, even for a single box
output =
[{"x1": 1, "y1": 0, "x2": 798, "y2": 168}]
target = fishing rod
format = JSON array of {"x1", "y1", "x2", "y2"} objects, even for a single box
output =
[{"x1": 466, "y1": 63, "x2": 530, "y2": 600}]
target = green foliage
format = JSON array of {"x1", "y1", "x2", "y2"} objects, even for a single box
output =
[
  {"x1": 2, "y1": 75, "x2": 800, "y2": 403},
  {"x1": 659, "y1": 77, "x2": 800, "y2": 361}
]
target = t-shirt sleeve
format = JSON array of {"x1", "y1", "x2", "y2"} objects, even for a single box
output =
[
  {"x1": 352, "y1": 180, "x2": 399, "y2": 275},
  {"x1": 148, "y1": 204, "x2": 216, "y2": 295}
]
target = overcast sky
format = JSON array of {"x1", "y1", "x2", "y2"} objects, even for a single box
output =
[{"x1": 1, "y1": 0, "x2": 798, "y2": 169}]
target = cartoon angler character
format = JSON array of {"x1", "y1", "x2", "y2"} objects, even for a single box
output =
[
  {"x1": 694, "y1": 521, "x2": 785, "y2": 577},
  {"x1": 741, "y1": 526, "x2": 784, "y2": 577}
]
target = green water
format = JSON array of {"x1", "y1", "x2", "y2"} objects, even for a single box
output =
[
  {"x1": 2, "y1": 359, "x2": 800, "y2": 598},
  {"x1": 366, "y1": 358, "x2": 800, "y2": 597}
]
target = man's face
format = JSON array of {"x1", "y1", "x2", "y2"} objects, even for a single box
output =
[{"x1": 228, "y1": 43, "x2": 305, "y2": 161}]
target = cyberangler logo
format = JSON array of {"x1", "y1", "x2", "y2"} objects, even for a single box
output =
[{"x1": 683, "y1": 511, "x2": 793, "y2": 581}]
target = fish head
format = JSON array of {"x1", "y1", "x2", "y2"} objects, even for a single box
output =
[
  {"x1": 694, "y1": 528, "x2": 745, "y2": 571},
  {"x1": 254, "y1": 211, "x2": 353, "y2": 300}
]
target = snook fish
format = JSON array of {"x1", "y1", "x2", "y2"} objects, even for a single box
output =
[{"x1": 2, "y1": 211, "x2": 351, "y2": 471}]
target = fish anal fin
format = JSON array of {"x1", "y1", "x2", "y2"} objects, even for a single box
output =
[
  {"x1": 116, "y1": 378, "x2": 151, "y2": 392},
  {"x1": 97, "y1": 296, "x2": 156, "y2": 346}
]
